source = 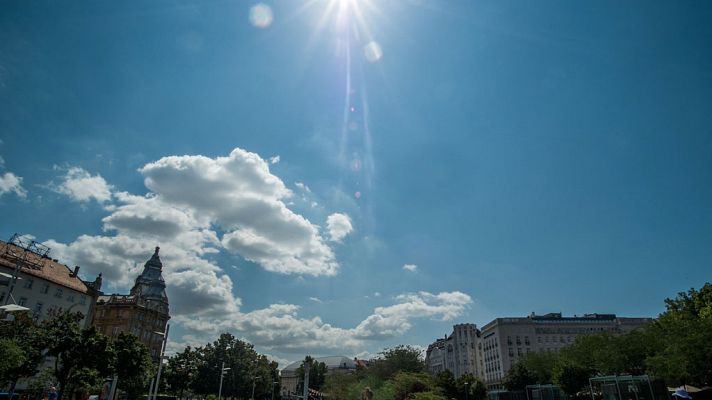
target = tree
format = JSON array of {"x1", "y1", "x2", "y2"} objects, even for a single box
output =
[
  {"x1": 552, "y1": 363, "x2": 591, "y2": 396},
  {"x1": 164, "y1": 346, "x2": 200, "y2": 398},
  {"x1": 519, "y1": 351, "x2": 559, "y2": 384},
  {"x1": 373, "y1": 345, "x2": 426, "y2": 379},
  {"x1": 297, "y1": 357, "x2": 327, "y2": 393},
  {"x1": 503, "y1": 362, "x2": 536, "y2": 391},
  {"x1": 112, "y1": 332, "x2": 154, "y2": 400},
  {"x1": 392, "y1": 372, "x2": 433, "y2": 400},
  {"x1": 0, "y1": 338, "x2": 26, "y2": 382},
  {"x1": 434, "y1": 370, "x2": 458, "y2": 399},
  {"x1": 645, "y1": 283, "x2": 712, "y2": 386},
  {"x1": 44, "y1": 312, "x2": 114, "y2": 400},
  {"x1": 0, "y1": 313, "x2": 49, "y2": 391},
  {"x1": 457, "y1": 373, "x2": 486, "y2": 400}
]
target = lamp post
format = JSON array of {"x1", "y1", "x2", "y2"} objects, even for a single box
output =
[
  {"x1": 464, "y1": 381, "x2": 469, "y2": 400},
  {"x1": 151, "y1": 324, "x2": 170, "y2": 400},
  {"x1": 218, "y1": 362, "x2": 230, "y2": 400},
  {"x1": 272, "y1": 381, "x2": 278, "y2": 400},
  {"x1": 251, "y1": 376, "x2": 260, "y2": 400}
]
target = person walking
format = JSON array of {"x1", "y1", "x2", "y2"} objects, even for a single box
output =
[{"x1": 48, "y1": 387, "x2": 58, "y2": 400}]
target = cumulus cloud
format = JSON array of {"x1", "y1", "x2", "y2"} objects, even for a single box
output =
[
  {"x1": 173, "y1": 290, "x2": 472, "y2": 354},
  {"x1": 269, "y1": 155, "x2": 280, "y2": 164},
  {"x1": 39, "y1": 147, "x2": 472, "y2": 358},
  {"x1": 402, "y1": 264, "x2": 417, "y2": 272},
  {"x1": 0, "y1": 172, "x2": 27, "y2": 198},
  {"x1": 139, "y1": 148, "x2": 338, "y2": 276},
  {"x1": 54, "y1": 167, "x2": 113, "y2": 203},
  {"x1": 326, "y1": 213, "x2": 353, "y2": 242}
]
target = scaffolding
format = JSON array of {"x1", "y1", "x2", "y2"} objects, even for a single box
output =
[{"x1": 2, "y1": 233, "x2": 51, "y2": 305}]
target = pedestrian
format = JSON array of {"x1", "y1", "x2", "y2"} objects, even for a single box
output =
[{"x1": 48, "y1": 387, "x2": 58, "y2": 400}]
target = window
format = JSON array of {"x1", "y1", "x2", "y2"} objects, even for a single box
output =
[
  {"x1": 41, "y1": 283, "x2": 50, "y2": 294},
  {"x1": 24, "y1": 278, "x2": 34, "y2": 289},
  {"x1": 34, "y1": 302, "x2": 43, "y2": 316},
  {"x1": 55, "y1": 288, "x2": 63, "y2": 298},
  {"x1": 0, "y1": 292, "x2": 5, "y2": 303},
  {"x1": 19, "y1": 297, "x2": 27, "y2": 306},
  {"x1": 67, "y1": 294, "x2": 75, "y2": 302},
  {"x1": 79, "y1": 295, "x2": 86, "y2": 305}
]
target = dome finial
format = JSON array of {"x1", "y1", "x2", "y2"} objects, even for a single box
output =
[{"x1": 154, "y1": 246, "x2": 160, "y2": 256}]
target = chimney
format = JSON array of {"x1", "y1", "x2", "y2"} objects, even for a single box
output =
[{"x1": 72, "y1": 266, "x2": 80, "y2": 277}]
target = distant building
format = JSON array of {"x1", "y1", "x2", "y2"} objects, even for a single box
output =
[
  {"x1": 0, "y1": 238, "x2": 102, "y2": 326},
  {"x1": 425, "y1": 323, "x2": 485, "y2": 379},
  {"x1": 92, "y1": 247, "x2": 170, "y2": 360},
  {"x1": 480, "y1": 313, "x2": 652, "y2": 389},
  {"x1": 280, "y1": 356, "x2": 357, "y2": 398}
]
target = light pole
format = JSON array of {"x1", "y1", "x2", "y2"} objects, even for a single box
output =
[
  {"x1": 151, "y1": 324, "x2": 170, "y2": 400},
  {"x1": 251, "y1": 376, "x2": 260, "y2": 400},
  {"x1": 464, "y1": 381, "x2": 469, "y2": 400},
  {"x1": 272, "y1": 381, "x2": 278, "y2": 400},
  {"x1": 218, "y1": 362, "x2": 230, "y2": 400}
]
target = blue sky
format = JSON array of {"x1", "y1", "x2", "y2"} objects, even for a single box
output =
[{"x1": 1, "y1": 0, "x2": 711, "y2": 365}]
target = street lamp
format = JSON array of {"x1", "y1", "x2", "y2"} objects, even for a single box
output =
[
  {"x1": 272, "y1": 381, "x2": 278, "y2": 400},
  {"x1": 251, "y1": 376, "x2": 262, "y2": 400},
  {"x1": 464, "y1": 381, "x2": 469, "y2": 400},
  {"x1": 218, "y1": 362, "x2": 231, "y2": 400},
  {"x1": 150, "y1": 324, "x2": 170, "y2": 400}
]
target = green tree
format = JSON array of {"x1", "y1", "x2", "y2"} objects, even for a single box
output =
[
  {"x1": 297, "y1": 357, "x2": 327, "y2": 393},
  {"x1": 434, "y1": 370, "x2": 458, "y2": 399},
  {"x1": 392, "y1": 372, "x2": 433, "y2": 400},
  {"x1": 0, "y1": 313, "x2": 49, "y2": 391},
  {"x1": 457, "y1": 373, "x2": 486, "y2": 400},
  {"x1": 519, "y1": 351, "x2": 559, "y2": 384},
  {"x1": 373, "y1": 345, "x2": 426, "y2": 379},
  {"x1": 164, "y1": 346, "x2": 200, "y2": 397},
  {"x1": 645, "y1": 283, "x2": 712, "y2": 386},
  {"x1": 552, "y1": 363, "x2": 591, "y2": 396},
  {"x1": 0, "y1": 338, "x2": 26, "y2": 382},
  {"x1": 44, "y1": 312, "x2": 114, "y2": 400},
  {"x1": 112, "y1": 332, "x2": 154, "y2": 399},
  {"x1": 503, "y1": 362, "x2": 536, "y2": 391}
]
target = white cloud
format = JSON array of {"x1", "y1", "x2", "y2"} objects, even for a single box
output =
[
  {"x1": 403, "y1": 264, "x2": 417, "y2": 272},
  {"x1": 55, "y1": 167, "x2": 113, "y2": 203},
  {"x1": 0, "y1": 172, "x2": 27, "y2": 198},
  {"x1": 38, "y1": 147, "x2": 473, "y2": 358},
  {"x1": 139, "y1": 148, "x2": 338, "y2": 276},
  {"x1": 269, "y1": 155, "x2": 280, "y2": 164},
  {"x1": 309, "y1": 297, "x2": 323, "y2": 303},
  {"x1": 326, "y1": 213, "x2": 353, "y2": 242}
]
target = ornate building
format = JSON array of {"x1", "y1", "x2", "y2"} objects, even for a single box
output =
[{"x1": 93, "y1": 247, "x2": 170, "y2": 360}]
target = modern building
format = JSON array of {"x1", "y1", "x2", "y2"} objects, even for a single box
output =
[
  {"x1": 0, "y1": 238, "x2": 102, "y2": 326},
  {"x1": 280, "y1": 356, "x2": 357, "y2": 398},
  {"x1": 480, "y1": 313, "x2": 652, "y2": 389},
  {"x1": 92, "y1": 246, "x2": 170, "y2": 360},
  {"x1": 425, "y1": 323, "x2": 485, "y2": 379}
]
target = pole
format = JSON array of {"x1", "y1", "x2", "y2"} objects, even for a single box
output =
[
  {"x1": 108, "y1": 375, "x2": 119, "y2": 400},
  {"x1": 218, "y1": 362, "x2": 225, "y2": 400},
  {"x1": 152, "y1": 324, "x2": 170, "y2": 400},
  {"x1": 148, "y1": 377, "x2": 156, "y2": 400},
  {"x1": 251, "y1": 377, "x2": 257, "y2": 400},
  {"x1": 465, "y1": 382, "x2": 469, "y2": 400},
  {"x1": 303, "y1": 363, "x2": 310, "y2": 400}
]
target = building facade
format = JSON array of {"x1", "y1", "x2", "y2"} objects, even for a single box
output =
[
  {"x1": 0, "y1": 239, "x2": 102, "y2": 326},
  {"x1": 280, "y1": 356, "x2": 357, "y2": 398},
  {"x1": 425, "y1": 323, "x2": 485, "y2": 379},
  {"x1": 480, "y1": 313, "x2": 652, "y2": 389},
  {"x1": 92, "y1": 247, "x2": 170, "y2": 360}
]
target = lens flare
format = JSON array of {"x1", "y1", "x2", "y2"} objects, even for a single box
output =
[
  {"x1": 249, "y1": 3, "x2": 273, "y2": 28},
  {"x1": 363, "y1": 41, "x2": 382, "y2": 63}
]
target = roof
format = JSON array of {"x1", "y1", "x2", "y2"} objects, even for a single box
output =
[
  {"x1": 282, "y1": 356, "x2": 357, "y2": 372},
  {"x1": 0, "y1": 240, "x2": 90, "y2": 294}
]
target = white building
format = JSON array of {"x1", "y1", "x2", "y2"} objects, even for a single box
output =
[
  {"x1": 480, "y1": 313, "x2": 652, "y2": 389},
  {"x1": 0, "y1": 238, "x2": 102, "y2": 326},
  {"x1": 425, "y1": 323, "x2": 485, "y2": 379},
  {"x1": 280, "y1": 356, "x2": 357, "y2": 398}
]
